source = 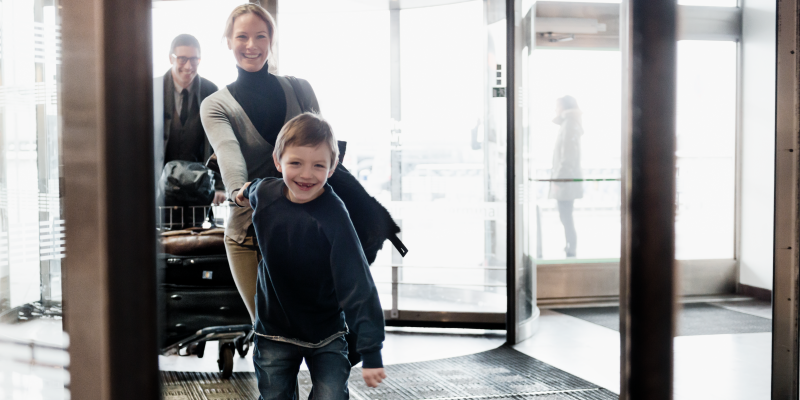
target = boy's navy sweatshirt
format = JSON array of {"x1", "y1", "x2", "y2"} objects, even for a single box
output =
[{"x1": 243, "y1": 177, "x2": 385, "y2": 368}]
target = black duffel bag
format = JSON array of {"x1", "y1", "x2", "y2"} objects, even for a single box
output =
[{"x1": 160, "y1": 160, "x2": 216, "y2": 207}]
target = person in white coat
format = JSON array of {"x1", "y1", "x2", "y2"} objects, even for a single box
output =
[{"x1": 548, "y1": 95, "x2": 583, "y2": 257}]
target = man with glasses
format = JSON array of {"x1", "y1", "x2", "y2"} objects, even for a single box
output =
[{"x1": 154, "y1": 34, "x2": 224, "y2": 206}]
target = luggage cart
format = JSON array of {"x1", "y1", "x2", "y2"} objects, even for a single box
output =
[
  {"x1": 158, "y1": 203, "x2": 253, "y2": 379},
  {"x1": 162, "y1": 325, "x2": 254, "y2": 379}
]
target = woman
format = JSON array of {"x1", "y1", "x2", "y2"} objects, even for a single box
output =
[
  {"x1": 201, "y1": 5, "x2": 400, "y2": 355},
  {"x1": 201, "y1": 4, "x2": 318, "y2": 322},
  {"x1": 548, "y1": 95, "x2": 583, "y2": 258}
]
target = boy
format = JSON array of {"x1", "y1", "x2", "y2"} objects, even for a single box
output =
[{"x1": 235, "y1": 113, "x2": 386, "y2": 400}]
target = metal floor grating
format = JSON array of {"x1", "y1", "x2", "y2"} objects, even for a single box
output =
[{"x1": 162, "y1": 346, "x2": 618, "y2": 400}]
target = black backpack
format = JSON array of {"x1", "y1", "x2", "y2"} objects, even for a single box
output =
[{"x1": 286, "y1": 76, "x2": 408, "y2": 263}]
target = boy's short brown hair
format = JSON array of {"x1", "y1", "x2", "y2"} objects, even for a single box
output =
[{"x1": 273, "y1": 113, "x2": 339, "y2": 167}]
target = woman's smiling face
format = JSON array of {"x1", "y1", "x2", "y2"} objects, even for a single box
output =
[{"x1": 227, "y1": 13, "x2": 270, "y2": 73}]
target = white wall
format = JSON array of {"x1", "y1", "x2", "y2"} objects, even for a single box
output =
[{"x1": 739, "y1": 0, "x2": 776, "y2": 290}]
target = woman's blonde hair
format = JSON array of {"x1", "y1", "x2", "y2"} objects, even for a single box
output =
[{"x1": 223, "y1": 3, "x2": 277, "y2": 72}]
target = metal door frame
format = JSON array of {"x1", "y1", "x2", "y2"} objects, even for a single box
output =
[{"x1": 771, "y1": 0, "x2": 800, "y2": 396}]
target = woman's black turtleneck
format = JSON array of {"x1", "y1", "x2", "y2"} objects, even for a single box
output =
[{"x1": 227, "y1": 66, "x2": 287, "y2": 146}]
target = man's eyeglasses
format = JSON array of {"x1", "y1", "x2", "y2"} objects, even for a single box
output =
[{"x1": 172, "y1": 54, "x2": 200, "y2": 66}]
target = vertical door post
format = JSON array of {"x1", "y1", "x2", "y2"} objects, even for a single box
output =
[
  {"x1": 61, "y1": 0, "x2": 159, "y2": 398},
  {"x1": 772, "y1": 0, "x2": 800, "y2": 396},
  {"x1": 620, "y1": 0, "x2": 678, "y2": 398}
]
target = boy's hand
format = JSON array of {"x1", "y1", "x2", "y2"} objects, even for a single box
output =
[
  {"x1": 235, "y1": 182, "x2": 252, "y2": 208},
  {"x1": 362, "y1": 368, "x2": 386, "y2": 388}
]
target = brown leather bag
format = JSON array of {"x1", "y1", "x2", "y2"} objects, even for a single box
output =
[{"x1": 161, "y1": 228, "x2": 225, "y2": 256}]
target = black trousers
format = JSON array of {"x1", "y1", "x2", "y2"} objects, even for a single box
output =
[{"x1": 557, "y1": 200, "x2": 577, "y2": 257}]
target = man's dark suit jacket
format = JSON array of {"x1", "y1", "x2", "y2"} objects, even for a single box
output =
[{"x1": 153, "y1": 70, "x2": 221, "y2": 190}]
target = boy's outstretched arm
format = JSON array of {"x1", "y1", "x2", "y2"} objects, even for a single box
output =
[
  {"x1": 234, "y1": 181, "x2": 252, "y2": 208},
  {"x1": 363, "y1": 368, "x2": 386, "y2": 388}
]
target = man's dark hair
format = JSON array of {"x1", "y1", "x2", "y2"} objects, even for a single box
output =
[{"x1": 170, "y1": 34, "x2": 201, "y2": 56}]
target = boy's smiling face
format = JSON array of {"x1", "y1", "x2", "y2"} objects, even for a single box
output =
[{"x1": 274, "y1": 144, "x2": 337, "y2": 204}]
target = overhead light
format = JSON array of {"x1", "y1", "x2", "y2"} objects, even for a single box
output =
[{"x1": 534, "y1": 17, "x2": 607, "y2": 34}]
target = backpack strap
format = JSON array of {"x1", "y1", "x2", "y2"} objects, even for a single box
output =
[
  {"x1": 286, "y1": 75, "x2": 347, "y2": 164},
  {"x1": 388, "y1": 234, "x2": 408, "y2": 257},
  {"x1": 286, "y1": 75, "x2": 311, "y2": 113}
]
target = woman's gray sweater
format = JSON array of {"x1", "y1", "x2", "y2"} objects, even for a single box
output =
[{"x1": 200, "y1": 76, "x2": 319, "y2": 244}]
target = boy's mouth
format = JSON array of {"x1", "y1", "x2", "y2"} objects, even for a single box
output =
[{"x1": 294, "y1": 181, "x2": 316, "y2": 191}]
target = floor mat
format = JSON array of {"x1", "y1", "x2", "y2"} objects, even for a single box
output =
[
  {"x1": 553, "y1": 302, "x2": 772, "y2": 336},
  {"x1": 162, "y1": 346, "x2": 618, "y2": 399}
]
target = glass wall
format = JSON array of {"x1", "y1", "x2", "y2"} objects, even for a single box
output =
[
  {"x1": 0, "y1": 0, "x2": 69, "y2": 399},
  {"x1": 528, "y1": 2, "x2": 737, "y2": 266}
]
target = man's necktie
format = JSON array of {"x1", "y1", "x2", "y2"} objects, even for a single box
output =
[{"x1": 180, "y1": 89, "x2": 189, "y2": 126}]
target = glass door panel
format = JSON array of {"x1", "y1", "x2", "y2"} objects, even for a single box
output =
[
  {"x1": 281, "y1": 0, "x2": 507, "y2": 318},
  {"x1": 675, "y1": 40, "x2": 736, "y2": 260},
  {"x1": 393, "y1": 1, "x2": 505, "y2": 313}
]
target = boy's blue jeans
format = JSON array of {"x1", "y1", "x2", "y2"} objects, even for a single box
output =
[{"x1": 253, "y1": 335, "x2": 351, "y2": 400}]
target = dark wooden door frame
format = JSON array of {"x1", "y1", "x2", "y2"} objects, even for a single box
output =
[
  {"x1": 619, "y1": 0, "x2": 678, "y2": 399},
  {"x1": 61, "y1": 0, "x2": 159, "y2": 398}
]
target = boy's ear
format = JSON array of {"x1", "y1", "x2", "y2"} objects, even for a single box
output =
[
  {"x1": 327, "y1": 158, "x2": 339, "y2": 178},
  {"x1": 273, "y1": 152, "x2": 283, "y2": 172}
]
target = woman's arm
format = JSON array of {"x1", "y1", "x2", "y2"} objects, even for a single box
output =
[{"x1": 201, "y1": 96, "x2": 248, "y2": 201}]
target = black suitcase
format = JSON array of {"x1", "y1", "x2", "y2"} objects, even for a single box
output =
[
  {"x1": 162, "y1": 254, "x2": 234, "y2": 287},
  {"x1": 162, "y1": 285, "x2": 251, "y2": 346},
  {"x1": 160, "y1": 254, "x2": 251, "y2": 348}
]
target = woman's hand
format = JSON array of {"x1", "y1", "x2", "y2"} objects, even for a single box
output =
[
  {"x1": 362, "y1": 368, "x2": 386, "y2": 388},
  {"x1": 234, "y1": 182, "x2": 252, "y2": 208}
]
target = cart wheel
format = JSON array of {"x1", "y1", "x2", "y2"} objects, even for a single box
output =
[
  {"x1": 195, "y1": 341, "x2": 206, "y2": 359},
  {"x1": 217, "y1": 343, "x2": 234, "y2": 379},
  {"x1": 234, "y1": 336, "x2": 249, "y2": 358}
]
